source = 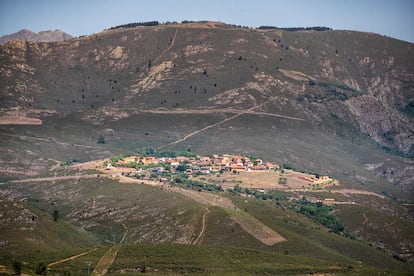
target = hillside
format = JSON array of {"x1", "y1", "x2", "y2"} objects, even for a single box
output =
[
  {"x1": 0, "y1": 21, "x2": 413, "y2": 274},
  {"x1": 0, "y1": 21, "x2": 412, "y2": 196},
  {"x1": 0, "y1": 29, "x2": 73, "y2": 44}
]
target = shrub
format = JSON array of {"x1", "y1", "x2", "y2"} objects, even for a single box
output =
[
  {"x1": 12, "y1": 260, "x2": 22, "y2": 275},
  {"x1": 98, "y1": 135, "x2": 106, "y2": 144},
  {"x1": 35, "y1": 262, "x2": 47, "y2": 275}
]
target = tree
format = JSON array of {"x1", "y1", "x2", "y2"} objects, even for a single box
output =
[
  {"x1": 52, "y1": 210, "x2": 59, "y2": 222},
  {"x1": 35, "y1": 262, "x2": 47, "y2": 275},
  {"x1": 98, "y1": 135, "x2": 106, "y2": 144},
  {"x1": 12, "y1": 260, "x2": 22, "y2": 275},
  {"x1": 176, "y1": 164, "x2": 188, "y2": 172}
]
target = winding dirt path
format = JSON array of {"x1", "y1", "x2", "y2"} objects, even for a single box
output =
[
  {"x1": 119, "y1": 222, "x2": 128, "y2": 244},
  {"x1": 193, "y1": 207, "x2": 210, "y2": 244},
  {"x1": 363, "y1": 213, "x2": 368, "y2": 225},
  {"x1": 154, "y1": 28, "x2": 178, "y2": 64},
  {"x1": 48, "y1": 248, "x2": 98, "y2": 267},
  {"x1": 157, "y1": 102, "x2": 279, "y2": 149}
]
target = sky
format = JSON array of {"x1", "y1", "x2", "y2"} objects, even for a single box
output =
[{"x1": 0, "y1": 0, "x2": 413, "y2": 42}]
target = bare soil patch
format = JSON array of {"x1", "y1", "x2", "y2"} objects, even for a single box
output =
[
  {"x1": 0, "y1": 109, "x2": 56, "y2": 125},
  {"x1": 278, "y1": 69, "x2": 315, "y2": 81},
  {"x1": 330, "y1": 189, "x2": 385, "y2": 198},
  {"x1": 230, "y1": 213, "x2": 287, "y2": 245},
  {"x1": 201, "y1": 170, "x2": 336, "y2": 191}
]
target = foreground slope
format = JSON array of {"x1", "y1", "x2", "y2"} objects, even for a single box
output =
[{"x1": 1, "y1": 172, "x2": 412, "y2": 274}]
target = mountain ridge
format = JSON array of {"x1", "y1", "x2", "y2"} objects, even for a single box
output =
[{"x1": 0, "y1": 28, "x2": 73, "y2": 44}]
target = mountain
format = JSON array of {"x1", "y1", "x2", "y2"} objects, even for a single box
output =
[
  {"x1": 0, "y1": 21, "x2": 413, "y2": 274},
  {"x1": 0, "y1": 21, "x2": 412, "y2": 194},
  {"x1": 0, "y1": 29, "x2": 73, "y2": 44}
]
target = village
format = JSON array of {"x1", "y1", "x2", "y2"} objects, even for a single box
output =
[
  {"x1": 104, "y1": 153, "x2": 333, "y2": 188},
  {"x1": 98, "y1": 153, "x2": 342, "y2": 208}
]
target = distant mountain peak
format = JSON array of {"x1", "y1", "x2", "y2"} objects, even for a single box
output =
[{"x1": 0, "y1": 29, "x2": 73, "y2": 44}]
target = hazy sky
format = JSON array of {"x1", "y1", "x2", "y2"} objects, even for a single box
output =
[{"x1": 0, "y1": 0, "x2": 413, "y2": 42}]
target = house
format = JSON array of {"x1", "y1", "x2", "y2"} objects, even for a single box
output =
[
  {"x1": 166, "y1": 159, "x2": 179, "y2": 166},
  {"x1": 200, "y1": 166, "x2": 212, "y2": 174},
  {"x1": 211, "y1": 166, "x2": 222, "y2": 172},
  {"x1": 255, "y1": 159, "x2": 263, "y2": 165},
  {"x1": 323, "y1": 198, "x2": 335, "y2": 206},
  {"x1": 252, "y1": 165, "x2": 266, "y2": 170},
  {"x1": 142, "y1": 156, "x2": 158, "y2": 165},
  {"x1": 176, "y1": 156, "x2": 190, "y2": 163},
  {"x1": 246, "y1": 161, "x2": 254, "y2": 167},
  {"x1": 116, "y1": 156, "x2": 139, "y2": 166},
  {"x1": 265, "y1": 162, "x2": 278, "y2": 170},
  {"x1": 199, "y1": 156, "x2": 212, "y2": 163},
  {"x1": 151, "y1": 167, "x2": 164, "y2": 174},
  {"x1": 124, "y1": 156, "x2": 139, "y2": 163},
  {"x1": 233, "y1": 156, "x2": 244, "y2": 166},
  {"x1": 229, "y1": 164, "x2": 245, "y2": 171}
]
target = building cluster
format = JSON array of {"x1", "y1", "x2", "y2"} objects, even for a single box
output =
[{"x1": 112, "y1": 154, "x2": 279, "y2": 174}]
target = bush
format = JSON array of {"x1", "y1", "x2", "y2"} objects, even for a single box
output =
[
  {"x1": 35, "y1": 262, "x2": 47, "y2": 275},
  {"x1": 52, "y1": 210, "x2": 59, "y2": 222},
  {"x1": 299, "y1": 201, "x2": 344, "y2": 233},
  {"x1": 12, "y1": 260, "x2": 22, "y2": 275},
  {"x1": 97, "y1": 135, "x2": 106, "y2": 144}
]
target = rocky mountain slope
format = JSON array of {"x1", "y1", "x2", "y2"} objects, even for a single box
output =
[
  {"x1": 0, "y1": 21, "x2": 412, "y2": 196},
  {"x1": 0, "y1": 29, "x2": 73, "y2": 44}
]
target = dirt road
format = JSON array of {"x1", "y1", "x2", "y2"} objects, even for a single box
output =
[
  {"x1": 92, "y1": 246, "x2": 118, "y2": 276},
  {"x1": 48, "y1": 248, "x2": 98, "y2": 267}
]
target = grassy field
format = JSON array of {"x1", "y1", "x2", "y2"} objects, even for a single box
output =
[
  {"x1": 110, "y1": 243, "x2": 365, "y2": 275},
  {"x1": 225, "y1": 194, "x2": 414, "y2": 273}
]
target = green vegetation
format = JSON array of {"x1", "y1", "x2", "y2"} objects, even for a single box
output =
[
  {"x1": 110, "y1": 243, "x2": 356, "y2": 275},
  {"x1": 227, "y1": 184, "x2": 287, "y2": 201},
  {"x1": 297, "y1": 81, "x2": 362, "y2": 102},
  {"x1": 97, "y1": 135, "x2": 106, "y2": 144},
  {"x1": 297, "y1": 197, "x2": 344, "y2": 233},
  {"x1": 35, "y1": 262, "x2": 47, "y2": 275},
  {"x1": 278, "y1": 177, "x2": 287, "y2": 185},
  {"x1": 52, "y1": 209, "x2": 59, "y2": 222},
  {"x1": 12, "y1": 260, "x2": 23, "y2": 275},
  {"x1": 173, "y1": 175, "x2": 224, "y2": 192}
]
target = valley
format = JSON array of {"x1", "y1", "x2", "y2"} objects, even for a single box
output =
[{"x1": 1, "y1": 151, "x2": 413, "y2": 274}]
